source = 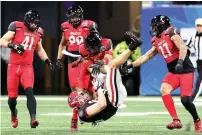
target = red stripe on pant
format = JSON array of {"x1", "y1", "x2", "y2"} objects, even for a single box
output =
[{"x1": 109, "y1": 68, "x2": 115, "y2": 104}]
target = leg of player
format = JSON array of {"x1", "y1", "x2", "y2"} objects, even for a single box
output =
[
  {"x1": 7, "y1": 64, "x2": 20, "y2": 128},
  {"x1": 25, "y1": 87, "x2": 39, "y2": 128},
  {"x1": 160, "y1": 83, "x2": 182, "y2": 130},
  {"x1": 180, "y1": 73, "x2": 202, "y2": 133}
]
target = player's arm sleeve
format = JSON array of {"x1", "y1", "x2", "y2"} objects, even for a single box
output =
[
  {"x1": 8, "y1": 22, "x2": 16, "y2": 32},
  {"x1": 89, "y1": 22, "x2": 98, "y2": 32},
  {"x1": 169, "y1": 27, "x2": 180, "y2": 37}
]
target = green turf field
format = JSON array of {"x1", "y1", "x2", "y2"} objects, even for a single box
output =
[{"x1": 1, "y1": 96, "x2": 201, "y2": 135}]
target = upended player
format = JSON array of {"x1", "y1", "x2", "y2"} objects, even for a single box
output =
[
  {"x1": 0, "y1": 10, "x2": 54, "y2": 128},
  {"x1": 127, "y1": 15, "x2": 201, "y2": 133},
  {"x1": 67, "y1": 32, "x2": 142, "y2": 130}
]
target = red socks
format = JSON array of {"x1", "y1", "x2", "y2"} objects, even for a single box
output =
[
  {"x1": 162, "y1": 94, "x2": 178, "y2": 119},
  {"x1": 72, "y1": 108, "x2": 78, "y2": 120}
]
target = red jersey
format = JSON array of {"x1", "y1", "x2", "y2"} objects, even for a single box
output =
[
  {"x1": 152, "y1": 26, "x2": 179, "y2": 63},
  {"x1": 79, "y1": 38, "x2": 113, "y2": 62},
  {"x1": 8, "y1": 21, "x2": 43, "y2": 65},
  {"x1": 152, "y1": 26, "x2": 194, "y2": 74},
  {"x1": 61, "y1": 20, "x2": 96, "y2": 52}
]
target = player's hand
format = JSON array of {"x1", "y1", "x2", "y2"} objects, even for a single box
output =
[
  {"x1": 94, "y1": 60, "x2": 105, "y2": 66},
  {"x1": 8, "y1": 43, "x2": 25, "y2": 55},
  {"x1": 124, "y1": 31, "x2": 143, "y2": 51},
  {"x1": 45, "y1": 59, "x2": 55, "y2": 71},
  {"x1": 56, "y1": 59, "x2": 63, "y2": 68},
  {"x1": 48, "y1": 62, "x2": 55, "y2": 71},
  {"x1": 175, "y1": 59, "x2": 184, "y2": 73},
  {"x1": 90, "y1": 64, "x2": 101, "y2": 75}
]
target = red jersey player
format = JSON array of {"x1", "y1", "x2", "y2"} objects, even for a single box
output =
[
  {"x1": 125, "y1": 15, "x2": 201, "y2": 133},
  {"x1": 78, "y1": 31, "x2": 113, "y2": 94},
  {"x1": 0, "y1": 10, "x2": 54, "y2": 128},
  {"x1": 55, "y1": 5, "x2": 97, "y2": 131}
]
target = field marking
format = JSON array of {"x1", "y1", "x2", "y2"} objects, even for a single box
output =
[
  {"x1": 40, "y1": 112, "x2": 169, "y2": 117},
  {"x1": 1, "y1": 97, "x2": 202, "y2": 102}
]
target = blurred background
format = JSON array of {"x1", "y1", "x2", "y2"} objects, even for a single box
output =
[{"x1": 1, "y1": 1, "x2": 202, "y2": 96}]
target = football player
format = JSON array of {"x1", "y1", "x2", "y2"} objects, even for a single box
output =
[
  {"x1": 76, "y1": 31, "x2": 113, "y2": 96},
  {"x1": 67, "y1": 31, "x2": 142, "y2": 130},
  {"x1": 126, "y1": 15, "x2": 201, "y2": 133},
  {"x1": 0, "y1": 10, "x2": 54, "y2": 128},
  {"x1": 55, "y1": 5, "x2": 98, "y2": 131}
]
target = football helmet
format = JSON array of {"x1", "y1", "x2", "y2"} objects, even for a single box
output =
[
  {"x1": 150, "y1": 15, "x2": 170, "y2": 37},
  {"x1": 66, "y1": 5, "x2": 84, "y2": 27},
  {"x1": 68, "y1": 91, "x2": 90, "y2": 108},
  {"x1": 84, "y1": 31, "x2": 102, "y2": 54},
  {"x1": 24, "y1": 9, "x2": 40, "y2": 31}
]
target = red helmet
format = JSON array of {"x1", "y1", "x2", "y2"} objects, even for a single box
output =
[{"x1": 68, "y1": 91, "x2": 90, "y2": 108}]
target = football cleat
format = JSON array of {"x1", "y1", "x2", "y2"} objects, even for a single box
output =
[
  {"x1": 166, "y1": 119, "x2": 182, "y2": 130},
  {"x1": 11, "y1": 109, "x2": 18, "y2": 128},
  {"x1": 194, "y1": 119, "x2": 202, "y2": 133},
  {"x1": 70, "y1": 118, "x2": 78, "y2": 132},
  {"x1": 30, "y1": 120, "x2": 39, "y2": 128}
]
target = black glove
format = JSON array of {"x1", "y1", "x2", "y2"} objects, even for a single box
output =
[
  {"x1": 175, "y1": 59, "x2": 184, "y2": 73},
  {"x1": 119, "y1": 62, "x2": 133, "y2": 76},
  {"x1": 45, "y1": 59, "x2": 54, "y2": 71},
  {"x1": 124, "y1": 31, "x2": 143, "y2": 51},
  {"x1": 90, "y1": 64, "x2": 102, "y2": 75},
  {"x1": 8, "y1": 43, "x2": 25, "y2": 55},
  {"x1": 94, "y1": 60, "x2": 105, "y2": 66},
  {"x1": 55, "y1": 59, "x2": 63, "y2": 68}
]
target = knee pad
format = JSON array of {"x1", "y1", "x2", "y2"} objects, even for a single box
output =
[
  {"x1": 181, "y1": 96, "x2": 192, "y2": 108},
  {"x1": 25, "y1": 87, "x2": 34, "y2": 96}
]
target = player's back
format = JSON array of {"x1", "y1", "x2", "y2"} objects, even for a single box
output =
[
  {"x1": 9, "y1": 21, "x2": 43, "y2": 65},
  {"x1": 78, "y1": 93, "x2": 117, "y2": 123},
  {"x1": 152, "y1": 26, "x2": 194, "y2": 74}
]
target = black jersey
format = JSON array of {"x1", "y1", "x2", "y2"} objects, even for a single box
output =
[{"x1": 78, "y1": 93, "x2": 117, "y2": 123}]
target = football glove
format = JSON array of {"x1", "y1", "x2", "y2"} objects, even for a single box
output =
[
  {"x1": 124, "y1": 31, "x2": 143, "y2": 51},
  {"x1": 45, "y1": 59, "x2": 54, "y2": 71},
  {"x1": 8, "y1": 43, "x2": 25, "y2": 55},
  {"x1": 175, "y1": 59, "x2": 184, "y2": 73},
  {"x1": 55, "y1": 59, "x2": 63, "y2": 68}
]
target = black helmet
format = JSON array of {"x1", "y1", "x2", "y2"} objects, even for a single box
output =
[
  {"x1": 84, "y1": 31, "x2": 102, "y2": 54},
  {"x1": 24, "y1": 9, "x2": 40, "y2": 31},
  {"x1": 150, "y1": 15, "x2": 170, "y2": 37},
  {"x1": 66, "y1": 5, "x2": 84, "y2": 27}
]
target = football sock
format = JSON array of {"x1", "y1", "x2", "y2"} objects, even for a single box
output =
[
  {"x1": 72, "y1": 108, "x2": 78, "y2": 120},
  {"x1": 25, "y1": 87, "x2": 36, "y2": 120},
  {"x1": 162, "y1": 94, "x2": 179, "y2": 119},
  {"x1": 8, "y1": 97, "x2": 17, "y2": 116},
  {"x1": 181, "y1": 96, "x2": 199, "y2": 121}
]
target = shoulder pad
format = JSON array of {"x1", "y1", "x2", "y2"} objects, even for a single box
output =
[
  {"x1": 15, "y1": 21, "x2": 24, "y2": 27},
  {"x1": 8, "y1": 21, "x2": 16, "y2": 31},
  {"x1": 101, "y1": 38, "x2": 112, "y2": 51},
  {"x1": 38, "y1": 27, "x2": 44, "y2": 37},
  {"x1": 61, "y1": 22, "x2": 70, "y2": 31},
  {"x1": 79, "y1": 44, "x2": 88, "y2": 57},
  {"x1": 165, "y1": 26, "x2": 180, "y2": 37}
]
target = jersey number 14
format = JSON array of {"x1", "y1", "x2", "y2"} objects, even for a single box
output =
[{"x1": 21, "y1": 36, "x2": 34, "y2": 50}]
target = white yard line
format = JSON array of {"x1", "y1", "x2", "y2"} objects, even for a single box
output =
[
  {"x1": 40, "y1": 112, "x2": 169, "y2": 116},
  {"x1": 1, "y1": 96, "x2": 202, "y2": 101}
]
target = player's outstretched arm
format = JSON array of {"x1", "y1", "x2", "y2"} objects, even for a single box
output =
[
  {"x1": 85, "y1": 89, "x2": 107, "y2": 117},
  {"x1": 132, "y1": 46, "x2": 158, "y2": 67},
  {"x1": 36, "y1": 40, "x2": 54, "y2": 70},
  {"x1": 0, "y1": 31, "x2": 15, "y2": 47}
]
